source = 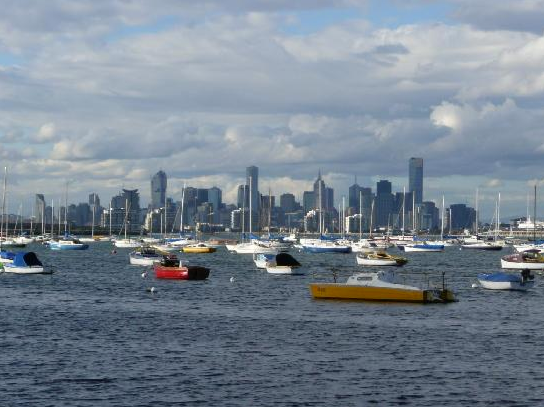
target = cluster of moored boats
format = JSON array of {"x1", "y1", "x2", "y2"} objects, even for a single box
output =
[{"x1": 2, "y1": 231, "x2": 543, "y2": 300}]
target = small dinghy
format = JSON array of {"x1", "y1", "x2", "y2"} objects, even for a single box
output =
[
  {"x1": 477, "y1": 269, "x2": 535, "y2": 291},
  {"x1": 129, "y1": 247, "x2": 161, "y2": 266},
  {"x1": 500, "y1": 250, "x2": 544, "y2": 270},
  {"x1": 398, "y1": 243, "x2": 444, "y2": 252}
]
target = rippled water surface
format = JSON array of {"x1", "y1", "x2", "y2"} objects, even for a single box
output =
[{"x1": 2, "y1": 242, "x2": 544, "y2": 406}]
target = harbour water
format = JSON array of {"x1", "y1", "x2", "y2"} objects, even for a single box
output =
[{"x1": 2, "y1": 242, "x2": 544, "y2": 406}]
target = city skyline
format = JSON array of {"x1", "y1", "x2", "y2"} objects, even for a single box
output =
[{"x1": 0, "y1": 2, "x2": 543, "y2": 219}]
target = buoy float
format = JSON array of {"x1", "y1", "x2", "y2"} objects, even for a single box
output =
[{"x1": 471, "y1": 283, "x2": 479, "y2": 288}]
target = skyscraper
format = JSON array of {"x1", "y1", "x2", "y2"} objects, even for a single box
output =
[
  {"x1": 35, "y1": 194, "x2": 45, "y2": 224},
  {"x1": 151, "y1": 170, "x2": 167, "y2": 209},
  {"x1": 375, "y1": 180, "x2": 393, "y2": 227},
  {"x1": 409, "y1": 157, "x2": 423, "y2": 205},
  {"x1": 246, "y1": 166, "x2": 259, "y2": 213}
]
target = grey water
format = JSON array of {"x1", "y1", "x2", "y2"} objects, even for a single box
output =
[{"x1": 1, "y1": 242, "x2": 544, "y2": 406}]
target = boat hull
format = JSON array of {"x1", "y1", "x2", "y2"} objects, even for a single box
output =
[
  {"x1": 309, "y1": 284, "x2": 454, "y2": 303},
  {"x1": 478, "y1": 279, "x2": 535, "y2": 291},
  {"x1": 129, "y1": 255, "x2": 160, "y2": 266},
  {"x1": 356, "y1": 258, "x2": 399, "y2": 266},
  {"x1": 399, "y1": 245, "x2": 443, "y2": 252},
  {"x1": 500, "y1": 259, "x2": 544, "y2": 270},
  {"x1": 182, "y1": 247, "x2": 217, "y2": 254},
  {"x1": 461, "y1": 244, "x2": 502, "y2": 250},
  {"x1": 2, "y1": 266, "x2": 48, "y2": 274},
  {"x1": 49, "y1": 243, "x2": 89, "y2": 250},
  {"x1": 301, "y1": 246, "x2": 351, "y2": 253},
  {"x1": 153, "y1": 265, "x2": 210, "y2": 280}
]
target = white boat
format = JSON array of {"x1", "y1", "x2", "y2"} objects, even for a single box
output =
[
  {"x1": 513, "y1": 243, "x2": 544, "y2": 253},
  {"x1": 350, "y1": 239, "x2": 389, "y2": 253},
  {"x1": 356, "y1": 251, "x2": 407, "y2": 266},
  {"x1": 2, "y1": 252, "x2": 49, "y2": 274},
  {"x1": 129, "y1": 248, "x2": 161, "y2": 266},
  {"x1": 461, "y1": 241, "x2": 502, "y2": 250},
  {"x1": 49, "y1": 238, "x2": 89, "y2": 250},
  {"x1": 500, "y1": 250, "x2": 544, "y2": 270},
  {"x1": 114, "y1": 238, "x2": 142, "y2": 248},
  {"x1": 477, "y1": 270, "x2": 535, "y2": 291},
  {"x1": 399, "y1": 243, "x2": 444, "y2": 252},
  {"x1": 228, "y1": 241, "x2": 278, "y2": 254},
  {"x1": 298, "y1": 238, "x2": 351, "y2": 253},
  {"x1": 264, "y1": 253, "x2": 302, "y2": 274},
  {"x1": 253, "y1": 253, "x2": 275, "y2": 268}
]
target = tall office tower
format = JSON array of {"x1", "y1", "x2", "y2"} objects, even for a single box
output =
[
  {"x1": 237, "y1": 185, "x2": 249, "y2": 209},
  {"x1": 348, "y1": 183, "x2": 361, "y2": 209},
  {"x1": 409, "y1": 157, "x2": 423, "y2": 205},
  {"x1": 246, "y1": 166, "x2": 259, "y2": 213},
  {"x1": 302, "y1": 191, "x2": 315, "y2": 214},
  {"x1": 207, "y1": 187, "x2": 222, "y2": 223},
  {"x1": 313, "y1": 171, "x2": 326, "y2": 210},
  {"x1": 35, "y1": 194, "x2": 46, "y2": 224},
  {"x1": 151, "y1": 170, "x2": 167, "y2": 209},
  {"x1": 375, "y1": 180, "x2": 393, "y2": 228},
  {"x1": 88, "y1": 193, "x2": 100, "y2": 208},
  {"x1": 280, "y1": 193, "x2": 296, "y2": 213}
]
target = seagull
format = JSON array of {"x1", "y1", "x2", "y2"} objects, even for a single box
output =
[
  {"x1": 146, "y1": 287, "x2": 157, "y2": 293},
  {"x1": 471, "y1": 283, "x2": 479, "y2": 289},
  {"x1": 141, "y1": 271, "x2": 148, "y2": 278},
  {"x1": 230, "y1": 276, "x2": 235, "y2": 283}
]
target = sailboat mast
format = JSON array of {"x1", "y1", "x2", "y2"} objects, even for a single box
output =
[
  {"x1": 0, "y1": 167, "x2": 6, "y2": 249},
  {"x1": 180, "y1": 183, "x2": 186, "y2": 234},
  {"x1": 402, "y1": 187, "x2": 405, "y2": 236},
  {"x1": 497, "y1": 192, "x2": 501, "y2": 239},
  {"x1": 109, "y1": 203, "x2": 112, "y2": 237},
  {"x1": 441, "y1": 195, "x2": 445, "y2": 240},
  {"x1": 359, "y1": 190, "x2": 362, "y2": 240},
  {"x1": 249, "y1": 176, "x2": 252, "y2": 237},
  {"x1": 91, "y1": 195, "x2": 95, "y2": 239},
  {"x1": 125, "y1": 198, "x2": 129, "y2": 240},
  {"x1": 369, "y1": 199, "x2": 374, "y2": 238},
  {"x1": 475, "y1": 188, "x2": 479, "y2": 236},
  {"x1": 534, "y1": 184, "x2": 537, "y2": 242},
  {"x1": 51, "y1": 199, "x2": 54, "y2": 237}
]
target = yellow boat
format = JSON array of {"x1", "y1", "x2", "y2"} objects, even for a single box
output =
[
  {"x1": 182, "y1": 243, "x2": 217, "y2": 254},
  {"x1": 309, "y1": 270, "x2": 455, "y2": 303}
]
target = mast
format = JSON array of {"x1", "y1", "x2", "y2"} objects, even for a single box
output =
[
  {"x1": 412, "y1": 193, "x2": 416, "y2": 234},
  {"x1": 475, "y1": 188, "x2": 479, "y2": 236},
  {"x1": 180, "y1": 183, "x2": 186, "y2": 234},
  {"x1": 441, "y1": 195, "x2": 445, "y2": 240},
  {"x1": 91, "y1": 194, "x2": 95, "y2": 239},
  {"x1": 357, "y1": 191, "x2": 362, "y2": 240},
  {"x1": 402, "y1": 187, "x2": 405, "y2": 236},
  {"x1": 58, "y1": 199, "x2": 61, "y2": 236},
  {"x1": 342, "y1": 196, "x2": 345, "y2": 238},
  {"x1": 268, "y1": 188, "x2": 272, "y2": 235},
  {"x1": 51, "y1": 199, "x2": 54, "y2": 238},
  {"x1": 124, "y1": 198, "x2": 129, "y2": 240},
  {"x1": 42, "y1": 200, "x2": 45, "y2": 235},
  {"x1": 369, "y1": 198, "x2": 374, "y2": 238},
  {"x1": 534, "y1": 184, "x2": 537, "y2": 242},
  {"x1": 249, "y1": 176, "x2": 252, "y2": 238},
  {"x1": 20, "y1": 202, "x2": 23, "y2": 236},
  {"x1": 318, "y1": 178, "x2": 322, "y2": 235},
  {"x1": 64, "y1": 181, "x2": 68, "y2": 235},
  {"x1": 30, "y1": 203, "x2": 34, "y2": 237},
  {"x1": 0, "y1": 167, "x2": 6, "y2": 250},
  {"x1": 109, "y1": 203, "x2": 112, "y2": 237},
  {"x1": 497, "y1": 192, "x2": 501, "y2": 240}
]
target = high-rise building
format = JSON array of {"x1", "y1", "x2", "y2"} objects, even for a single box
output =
[
  {"x1": 450, "y1": 204, "x2": 476, "y2": 231},
  {"x1": 375, "y1": 180, "x2": 393, "y2": 228},
  {"x1": 151, "y1": 170, "x2": 167, "y2": 209},
  {"x1": 237, "y1": 185, "x2": 249, "y2": 209},
  {"x1": 409, "y1": 157, "x2": 423, "y2": 205},
  {"x1": 302, "y1": 191, "x2": 314, "y2": 214},
  {"x1": 313, "y1": 171, "x2": 326, "y2": 210},
  {"x1": 35, "y1": 194, "x2": 46, "y2": 224},
  {"x1": 280, "y1": 193, "x2": 296, "y2": 213},
  {"x1": 348, "y1": 183, "x2": 360, "y2": 209},
  {"x1": 246, "y1": 166, "x2": 259, "y2": 212},
  {"x1": 207, "y1": 187, "x2": 222, "y2": 224}
]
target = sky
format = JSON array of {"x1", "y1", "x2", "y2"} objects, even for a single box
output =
[{"x1": 1, "y1": 0, "x2": 544, "y2": 220}]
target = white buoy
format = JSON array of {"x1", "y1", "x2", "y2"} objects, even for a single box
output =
[
  {"x1": 471, "y1": 283, "x2": 479, "y2": 288},
  {"x1": 141, "y1": 271, "x2": 148, "y2": 278},
  {"x1": 230, "y1": 276, "x2": 235, "y2": 283},
  {"x1": 146, "y1": 287, "x2": 157, "y2": 293}
]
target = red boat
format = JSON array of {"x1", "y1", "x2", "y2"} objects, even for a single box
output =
[{"x1": 153, "y1": 255, "x2": 210, "y2": 280}]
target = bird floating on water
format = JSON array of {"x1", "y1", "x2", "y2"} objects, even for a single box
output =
[
  {"x1": 141, "y1": 271, "x2": 148, "y2": 278},
  {"x1": 230, "y1": 276, "x2": 235, "y2": 283},
  {"x1": 146, "y1": 287, "x2": 157, "y2": 293},
  {"x1": 471, "y1": 283, "x2": 479, "y2": 288}
]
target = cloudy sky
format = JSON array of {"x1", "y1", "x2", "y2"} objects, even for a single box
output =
[{"x1": 1, "y1": 0, "x2": 544, "y2": 219}]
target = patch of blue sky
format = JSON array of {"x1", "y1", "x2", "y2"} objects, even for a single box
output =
[
  {"x1": 106, "y1": 15, "x2": 179, "y2": 42},
  {"x1": 280, "y1": 7, "x2": 363, "y2": 35},
  {"x1": 0, "y1": 52, "x2": 23, "y2": 66},
  {"x1": 366, "y1": 0, "x2": 453, "y2": 28},
  {"x1": 280, "y1": 1, "x2": 452, "y2": 35}
]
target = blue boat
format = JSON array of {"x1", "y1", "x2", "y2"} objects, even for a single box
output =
[
  {"x1": 477, "y1": 270, "x2": 535, "y2": 291},
  {"x1": 2, "y1": 252, "x2": 49, "y2": 274},
  {"x1": 299, "y1": 238, "x2": 352, "y2": 253}
]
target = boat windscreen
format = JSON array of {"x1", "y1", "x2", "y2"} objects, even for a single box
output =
[{"x1": 275, "y1": 253, "x2": 301, "y2": 267}]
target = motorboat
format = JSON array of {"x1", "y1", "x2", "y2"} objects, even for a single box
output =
[
  {"x1": 263, "y1": 253, "x2": 303, "y2": 275},
  {"x1": 0, "y1": 238, "x2": 26, "y2": 248},
  {"x1": 513, "y1": 243, "x2": 544, "y2": 253},
  {"x1": 350, "y1": 239, "x2": 389, "y2": 253},
  {"x1": 129, "y1": 247, "x2": 162, "y2": 266},
  {"x1": 501, "y1": 250, "x2": 544, "y2": 270},
  {"x1": 253, "y1": 253, "x2": 276, "y2": 269},
  {"x1": 153, "y1": 255, "x2": 210, "y2": 280},
  {"x1": 2, "y1": 252, "x2": 50, "y2": 274},
  {"x1": 49, "y1": 238, "x2": 89, "y2": 250},
  {"x1": 356, "y1": 251, "x2": 407, "y2": 266},
  {"x1": 461, "y1": 242, "x2": 503, "y2": 250},
  {"x1": 227, "y1": 241, "x2": 278, "y2": 254},
  {"x1": 309, "y1": 270, "x2": 455, "y2": 303},
  {"x1": 398, "y1": 243, "x2": 444, "y2": 252},
  {"x1": 182, "y1": 243, "x2": 217, "y2": 254},
  {"x1": 477, "y1": 270, "x2": 535, "y2": 291}
]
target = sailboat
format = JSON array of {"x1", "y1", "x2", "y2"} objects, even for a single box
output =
[
  {"x1": 114, "y1": 198, "x2": 141, "y2": 248},
  {"x1": 461, "y1": 189, "x2": 502, "y2": 250},
  {"x1": 49, "y1": 183, "x2": 89, "y2": 250}
]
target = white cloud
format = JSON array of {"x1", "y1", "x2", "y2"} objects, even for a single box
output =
[{"x1": 35, "y1": 122, "x2": 56, "y2": 142}]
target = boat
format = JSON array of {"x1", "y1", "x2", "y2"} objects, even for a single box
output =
[
  {"x1": 114, "y1": 198, "x2": 141, "y2": 248},
  {"x1": 500, "y1": 250, "x2": 544, "y2": 270},
  {"x1": 182, "y1": 243, "x2": 217, "y2": 253},
  {"x1": 49, "y1": 237, "x2": 89, "y2": 250},
  {"x1": 513, "y1": 242, "x2": 544, "y2": 253},
  {"x1": 253, "y1": 253, "x2": 276, "y2": 268},
  {"x1": 299, "y1": 236, "x2": 352, "y2": 254},
  {"x1": 1, "y1": 252, "x2": 50, "y2": 274},
  {"x1": 227, "y1": 240, "x2": 278, "y2": 254},
  {"x1": 460, "y1": 241, "x2": 503, "y2": 250},
  {"x1": 477, "y1": 270, "x2": 535, "y2": 291},
  {"x1": 263, "y1": 253, "x2": 303, "y2": 275},
  {"x1": 0, "y1": 250, "x2": 15, "y2": 264},
  {"x1": 309, "y1": 270, "x2": 455, "y2": 303},
  {"x1": 398, "y1": 242, "x2": 444, "y2": 252},
  {"x1": 356, "y1": 251, "x2": 407, "y2": 266},
  {"x1": 129, "y1": 247, "x2": 162, "y2": 266},
  {"x1": 153, "y1": 255, "x2": 210, "y2": 280}
]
